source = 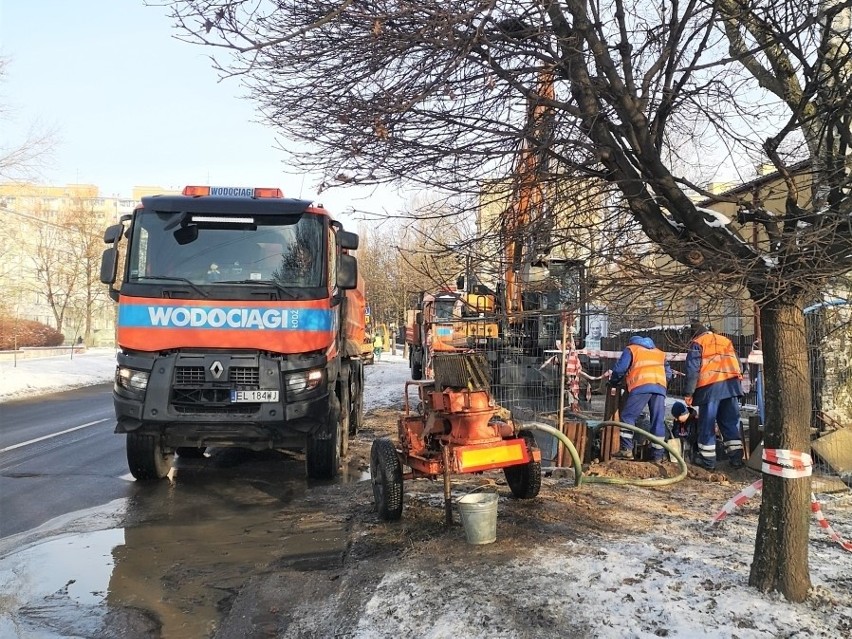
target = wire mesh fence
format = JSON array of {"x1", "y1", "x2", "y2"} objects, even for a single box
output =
[{"x1": 430, "y1": 306, "x2": 851, "y2": 493}]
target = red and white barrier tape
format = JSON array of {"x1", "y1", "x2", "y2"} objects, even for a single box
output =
[
  {"x1": 711, "y1": 479, "x2": 763, "y2": 523},
  {"x1": 762, "y1": 448, "x2": 813, "y2": 479},
  {"x1": 811, "y1": 498, "x2": 852, "y2": 551},
  {"x1": 709, "y1": 468, "x2": 851, "y2": 552}
]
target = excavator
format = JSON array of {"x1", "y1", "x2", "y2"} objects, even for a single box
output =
[
  {"x1": 371, "y1": 72, "x2": 589, "y2": 520},
  {"x1": 406, "y1": 70, "x2": 587, "y2": 413},
  {"x1": 491, "y1": 69, "x2": 588, "y2": 414}
]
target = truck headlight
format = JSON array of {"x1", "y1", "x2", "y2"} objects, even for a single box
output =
[
  {"x1": 286, "y1": 368, "x2": 324, "y2": 394},
  {"x1": 116, "y1": 366, "x2": 150, "y2": 392}
]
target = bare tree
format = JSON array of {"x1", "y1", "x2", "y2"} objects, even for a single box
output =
[
  {"x1": 65, "y1": 198, "x2": 112, "y2": 344},
  {"x1": 163, "y1": 0, "x2": 852, "y2": 600},
  {"x1": 0, "y1": 57, "x2": 56, "y2": 182},
  {"x1": 357, "y1": 195, "x2": 469, "y2": 325},
  {"x1": 31, "y1": 221, "x2": 79, "y2": 336}
]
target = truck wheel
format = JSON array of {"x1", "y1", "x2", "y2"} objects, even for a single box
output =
[
  {"x1": 370, "y1": 438, "x2": 403, "y2": 520},
  {"x1": 306, "y1": 388, "x2": 341, "y2": 480},
  {"x1": 503, "y1": 431, "x2": 542, "y2": 499},
  {"x1": 176, "y1": 447, "x2": 206, "y2": 458},
  {"x1": 127, "y1": 432, "x2": 174, "y2": 481},
  {"x1": 349, "y1": 364, "x2": 363, "y2": 436},
  {"x1": 338, "y1": 380, "x2": 350, "y2": 459},
  {"x1": 411, "y1": 352, "x2": 423, "y2": 380}
]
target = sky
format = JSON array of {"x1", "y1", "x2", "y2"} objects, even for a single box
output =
[
  {"x1": 1, "y1": 349, "x2": 851, "y2": 637},
  {"x1": 0, "y1": 0, "x2": 404, "y2": 225}
]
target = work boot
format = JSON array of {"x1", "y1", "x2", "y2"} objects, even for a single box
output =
[
  {"x1": 613, "y1": 448, "x2": 634, "y2": 461},
  {"x1": 728, "y1": 456, "x2": 744, "y2": 469},
  {"x1": 693, "y1": 456, "x2": 716, "y2": 471}
]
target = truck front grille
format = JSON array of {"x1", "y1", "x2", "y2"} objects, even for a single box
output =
[
  {"x1": 175, "y1": 367, "x2": 205, "y2": 385},
  {"x1": 173, "y1": 366, "x2": 260, "y2": 386},
  {"x1": 229, "y1": 366, "x2": 260, "y2": 386},
  {"x1": 170, "y1": 364, "x2": 264, "y2": 415}
]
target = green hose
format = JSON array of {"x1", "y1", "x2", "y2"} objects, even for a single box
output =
[{"x1": 520, "y1": 419, "x2": 688, "y2": 487}]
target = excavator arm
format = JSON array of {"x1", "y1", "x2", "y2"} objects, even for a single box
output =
[{"x1": 502, "y1": 70, "x2": 557, "y2": 319}]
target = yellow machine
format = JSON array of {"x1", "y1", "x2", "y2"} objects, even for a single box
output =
[{"x1": 404, "y1": 289, "x2": 499, "y2": 379}]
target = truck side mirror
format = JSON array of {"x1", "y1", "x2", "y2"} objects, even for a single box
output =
[
  {"x1": 100, "y1": 247, "x2": 119, "y2": 301},
  {"x1": 337, "y1": 230, "x2": 359, "y2": 250},
  {"x1": 103, "y1": 224, "x2": 123, "y2": 244},
  {"x1": 101, "y1": 248, "x2": 118, "y2": 285},
  {"x1": 337, "y1": 253, "x2": 358, "y2": 289}
]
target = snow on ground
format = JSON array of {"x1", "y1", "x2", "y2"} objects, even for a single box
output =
[
  {"x1": 0, "y1": 348, "x2": 117, "y2": 403},
  {"x1": 2, "y1": 348, "x2": 851, "y2": 637},
  {"x1": 0, "y1": 347, "x2": 411, "y2": 410},
  {"x1": 362, "y1": 350, "x2": 414, "y2": 411}
]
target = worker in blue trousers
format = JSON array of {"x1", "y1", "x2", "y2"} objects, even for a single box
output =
[
  {"x1": 684, "y1": 322, "x2": 745, "y2": 470},
  {"x1": 607, "y1": 335, "x2": 673, "y2": 461}
]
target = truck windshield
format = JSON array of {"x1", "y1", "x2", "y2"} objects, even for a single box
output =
[
  {"x1": 433, "y1": 299, "x2": 456, "y2": 320},
  {"x1": 127, "y1": 210, "x2": 325, "y2": 288}
]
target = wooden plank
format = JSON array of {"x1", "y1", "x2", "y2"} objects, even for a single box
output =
[
  {"x1": 561, "y1": 420, "x2": 590, "y2": 464},
  {"x1": 748, "y1": 415, "x2": 761, "y2": 456},
  {"x1": 811, "y1": 427, "x2": 852, "y2": 475},
  {"x1": 600, "y1": 384, "x2": 623, "y2": 462},
  {"x1": 599, "y1": 425, "x2": 621, "y2": 462}
]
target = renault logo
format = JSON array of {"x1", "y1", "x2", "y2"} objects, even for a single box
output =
[{"x1": 210, "y1": 361, "x2": 224, "y2": 379}]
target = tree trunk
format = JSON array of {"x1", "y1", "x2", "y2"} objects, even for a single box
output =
[{"x1": 748, "y1": 299, "x2": 812, "y2": 601}]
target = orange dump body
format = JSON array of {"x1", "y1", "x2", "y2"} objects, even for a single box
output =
[{"x1": 344, "y1": 274, "x2": 367, "y2": 345}]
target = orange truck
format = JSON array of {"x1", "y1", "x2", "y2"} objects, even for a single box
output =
[
  {"x1": 361, "y1": 299, "x2": 376, "y2": 364},
  {"x1": 100, "y1": 185, "x2": 365, "y2": 480},
  {"x1": 405, "y1": 289, "x2": 499, "y2": 379}
]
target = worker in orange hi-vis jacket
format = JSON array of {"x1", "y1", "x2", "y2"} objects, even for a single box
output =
[
  {"x1": 684, "y1": 322, "x2": 744, "y2": 471},
  {"x1": 607, "y1": 335, "x2": 673, "y2": 461}
]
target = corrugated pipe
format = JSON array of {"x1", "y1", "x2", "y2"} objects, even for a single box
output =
[{"x1": 519, "y1": 420, "x2": 688, "y2": 487}]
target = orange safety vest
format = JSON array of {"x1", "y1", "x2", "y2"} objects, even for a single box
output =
[
  {"x1": 625, "y1": 345, "x2": 667, "y2": 391},
  {"x1": 692, "y1": 332, "x2": 741, "y2": 389}
]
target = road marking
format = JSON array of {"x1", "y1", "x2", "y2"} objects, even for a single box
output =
[{"x1": 0, "y1": 419, "x2": 110, "y2": 453}]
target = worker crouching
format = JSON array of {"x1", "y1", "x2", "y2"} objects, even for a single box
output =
[
  {"x1": 608, "y1": 336, "x2": 673, "y2": 461},
  {"x1": 671, "y1": 400, "x2": 698, "y2": 462}
]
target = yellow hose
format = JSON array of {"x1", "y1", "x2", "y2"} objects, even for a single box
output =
[{"x1": 521, "y1": 419, "x2": 688, "y2": 487}]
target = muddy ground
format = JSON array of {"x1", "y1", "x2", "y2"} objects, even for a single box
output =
[{"x1": 205, "y1": 408, "x2": 764, "y2": 639}]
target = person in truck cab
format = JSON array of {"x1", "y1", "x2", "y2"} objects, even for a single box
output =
[{"x1": 206, "y1": 262, "x2": 222, "y2": 282}]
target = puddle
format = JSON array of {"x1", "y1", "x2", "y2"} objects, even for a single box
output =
[
  {"x1": 0, "y1": 450, "x2": 356, "y2": 638},
  {"x1": 0, "y1": 529, "x2": 122, "y2": 638}
]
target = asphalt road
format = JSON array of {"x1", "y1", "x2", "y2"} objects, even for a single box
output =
[
  {"x1": 0, "y1": 382, "x2": 361, "y2": 638},
  {"x1": 0, "y1": 383, "x2": 130, "y2": 538}
]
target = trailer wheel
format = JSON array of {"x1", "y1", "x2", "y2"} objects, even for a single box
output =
[
  {"x1": 127, "y1": 432, "x2": 174, "y2": 481},
  {"x1": 349, "y1": 363, "x2": 363, "y2": 436},
  {"x1": 306, "y1": 388, "x2": 341, "y2": 480},
  {"x1": 370, "y1": 438, "x2": 403, "y2": 520},
  {"x1": 503, "y1": 431, "x2": 541, "y2": 499},
  {"x1": 176, "y1": 447, "x2": 206, "y2": 458}
]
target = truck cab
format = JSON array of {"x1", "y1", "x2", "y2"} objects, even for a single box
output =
[{"x1": 100, "y1": 185, "x2": 364, "y2": 480}]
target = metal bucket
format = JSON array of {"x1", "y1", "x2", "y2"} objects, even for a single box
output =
[{"x1": 457, "y1": 492, "x2": 498, "y2": 545}]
